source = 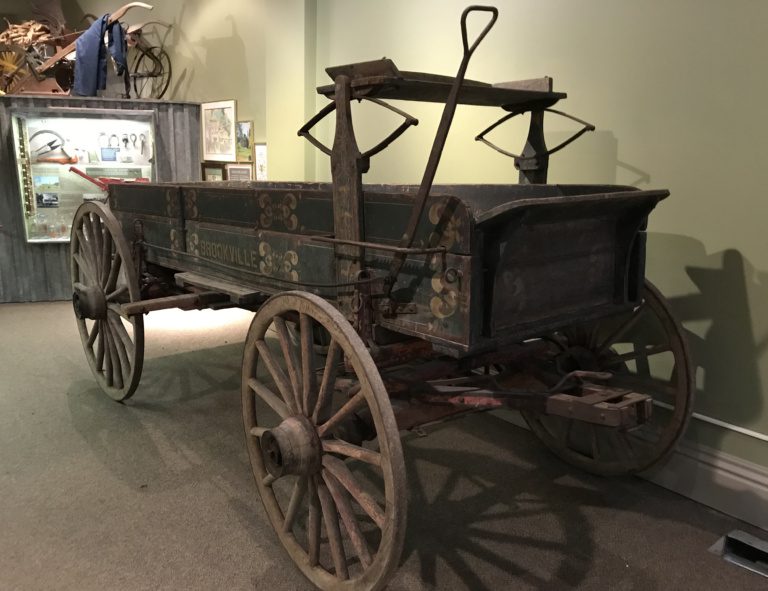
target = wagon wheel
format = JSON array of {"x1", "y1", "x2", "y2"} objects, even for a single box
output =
[
  {"x1": 132, "y1": 46, "x2": 171, "y2": 99},
  {"x1": 71, "y1": 201, "x2": 144, "y2": 401},
  {"x1": 0, "y1": 47, "x2": 28, "y2": 93},
  {"x1": 522, "y1": 280, "x2": 694, "y2": 476},
  {"x1": 242, "y1": 291, "x2": 406, "y2": 591}
]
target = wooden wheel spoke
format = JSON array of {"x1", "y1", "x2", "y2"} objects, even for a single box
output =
[
  {"x1": 247, "y1": 377, "x2": 290, "y2": 419},
  {"x1": 609, "y1": 430, "x2": 639, "y2": 466},
  {"x1": 313, "y1": 339, "x2": 341, "y2": 424},
  {"x1": 106, "y1": 285, "x2": 128, "y2": 303},
  {"x1": 249, "y1": 426, "x2": 268, "y2": 438},
  {"x1": 95, "y1": 322, "x2": 106, "y2": 371},
  {"x1": 256, "y1": 339, "x2": 299, "y2": 415},
  {"x1": 317, "y1": 390, "x2": 367, "y2": 439},
  {"x1": 73, "y1": 251, "x2": 98, "y2": 286},
  {"x1": 596, "y1": 300, "x2": 647, "y2": 354},
  {"x1": 107, "y1": 314, "x2": 132, "y2": 375},
  {"x1": 283, "y1": 476, "x2": 308, "y2": 533},
  {"x1": 100, "y1": 225, "x2": 113, "y2": 288},
  {"x1": 605, "y1": 343, "x2": 671, "y2": 366},
  {"x1": 103, "y1": 323, "x2": 115, "y2": 387},
  {"x1": 322, "y1": 455, "x2": 385, "y2": 529},
  {"x1": 316, "y1": 479, "x2": 349, "y2": 580},
  {"x1": 322, "y1": 469, "x2": 373, "y2": 569},
  {"x1": 300, "y1": 313, "x2": 318, "y2": 416},
  {"x1": 589, "y1": 424, "x2": 601, "y2": 460},
  {"x1": 274, "y1": 317, "x2": 304, "y2": 415},
  {"x1": 105, "y1": 323, "x2": 124, "y2": 390},
  {"x1": 89, "y1": 214, "x2": 105, "y2": 282},
  {"x1": 307, "y1": 477, "x2": 321, "y2": 567},
  {"x1": 557, "y1": 418, "x2": 574, "y2": 447},
  {"x1": 322, "y1": 439, "x2": 382, "y2": 467},
  {"x1": 86, "y1": 320, "x2": 100, "y2": 349},
  {"x1": 104, "y1": 251, "x2": 122, "y2": 294}
]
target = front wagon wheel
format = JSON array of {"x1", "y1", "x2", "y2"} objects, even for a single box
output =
[
  {"x1": 522, "y1": 281, "x2": 694, "y2": 476},
  {"x1": 242, "y1": 291, "x2": 406, "y2": 591},
  {"x1": 71, "y1": 202, "x2": 145, "y2": 401}
]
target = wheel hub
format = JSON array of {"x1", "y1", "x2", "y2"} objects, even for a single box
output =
[
  {"x1": 72, "y1": 284, "x2": 107, "y2": 320},
  {"x1": 261, "y1": 415, "x2": 322, "y2": 478}
]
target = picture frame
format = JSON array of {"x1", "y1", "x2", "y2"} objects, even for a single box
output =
[
  {"x1": 201, "y1": 161, "x2": 226, "y2": 181},
  {"x1": 225, "y1": 162, "x2": 253, "y2": 182},
  {"x1": 235, "y1": 120, "x2": 254, "y2": 162},
  {"x1": 254, "y1": 143, "x2": 268, "y2": 181},
  {"x1": 201, "y1": 99, "x2": 237, "y2": 162}
]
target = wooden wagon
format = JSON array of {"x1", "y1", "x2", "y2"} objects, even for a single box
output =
[{"x1": 70, "y1": 7, "x2": 693, "y2": 590}]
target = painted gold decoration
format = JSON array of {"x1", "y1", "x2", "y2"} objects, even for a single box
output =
[
  {"x1": 429, "y1": 254, "x2": 459, "y2": 320},
  {"x1": 258, "y1": 241, "x2": 299, "y2": 282},
  {"x1": 165, "y1": 189, "x2": 179, "y2": 218},
  {"x1": 428, "y1": 199, "x2": 461, "y2": 250},
  {"x1": 258, "y1": 192, "x2": 299, "y2": 230},
  {"x1": 185, "y1": 190, "x2": 199, "y2": 219},
  {"x1": 170, "y1": 228, "x2": 183, "y2": 251},
  {"x1": 187, "y1": 232, "x2": 199, "y2": 256}
]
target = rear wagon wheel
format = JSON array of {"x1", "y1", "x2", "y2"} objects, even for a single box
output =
[
  {"x1": 71, "y1": 202, "x2": 144, "y2": 401},
  {"x1": 522, "y1": 281, "x2": 694, "y2": 475}
]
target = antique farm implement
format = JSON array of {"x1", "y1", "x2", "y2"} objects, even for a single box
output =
[{"x1": 70, "y1": 6, "x2": 693, "y2": 590}]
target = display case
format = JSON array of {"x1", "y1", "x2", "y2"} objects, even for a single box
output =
[{"x1": 11, "y1": 108, "x2": 156, "y2": 243}]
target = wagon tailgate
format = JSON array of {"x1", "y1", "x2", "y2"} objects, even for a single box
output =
[{"x1": 482, "y1": 189, "x2": 668, "y2": 338}]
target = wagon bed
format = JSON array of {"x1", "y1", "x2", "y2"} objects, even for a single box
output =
[{"x1": 109, "y1": 180, "x2": 667, "y2": 354}]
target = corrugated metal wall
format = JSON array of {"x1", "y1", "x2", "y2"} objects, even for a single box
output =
[{"x1": 0, "y1": 96, "x2": 200, "y2": 302}]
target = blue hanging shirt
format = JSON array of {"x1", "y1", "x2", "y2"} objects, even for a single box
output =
[{"x1": 73, "y1": 14, "x2": 127, "y2": 96}]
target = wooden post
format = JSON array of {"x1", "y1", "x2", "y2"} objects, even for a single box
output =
[
  {"x1": 516, "y1": 110, "x2": 549, "y2": 184},
  {"x1": 330, "y1": 75, "x2": 366, "y2": 322}
]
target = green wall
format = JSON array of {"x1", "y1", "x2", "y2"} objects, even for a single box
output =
[{"x1": 51, "y1": 0, "x2": 767, "y2": 466}]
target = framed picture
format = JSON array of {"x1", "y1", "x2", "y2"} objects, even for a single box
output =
[
  {"x1": 225, "y1": 162, "x2": 253, "y2": 181},
  {"x1": 201, "y1": 99, "x2": 236, "y2": 162},
  {"x1": 235, "y1": 120, "x2": 254, "y2": 162},
  {"x1": 201, "y1": 161, "x2": 226, "y2": 181},
  {"x1": 254, "y1": 143, "x2": 268, "y2": 181}
]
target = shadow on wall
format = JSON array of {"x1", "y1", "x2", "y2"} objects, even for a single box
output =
[
  {"x1": 646, "y1": 233, "x2": 768, "y2": 434},
  {"x1": 166, "y1": 5, "x2": 250, "y2": 102},
  {"x1": 548, "y1": 129, "x2": 654, "y2": 188}
]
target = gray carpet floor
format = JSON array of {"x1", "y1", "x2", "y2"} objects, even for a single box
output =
[{"x1": 1, "y1": 301, "x2": 766, "y2": 590}]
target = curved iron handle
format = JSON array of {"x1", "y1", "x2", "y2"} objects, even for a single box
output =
[
  {"x1": 385, "y1": 6, "x2": 498, "y2": 295},
  {"x1": 297, "y1": 98, "x2": 418, "y2": 159},
  {"x1": 297, "y1": 101, "x2": 335, "y2": 156},
  {"x1": 475, "y1": 108, "x2": 596, "y2": 160},
  {"x1": 461, "y1": 5, "x2": 499, "y2": 57}
]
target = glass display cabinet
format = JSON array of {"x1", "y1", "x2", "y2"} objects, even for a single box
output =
[{"x1": 11, "y1": 108, "x2": 156, "y2": 243}]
